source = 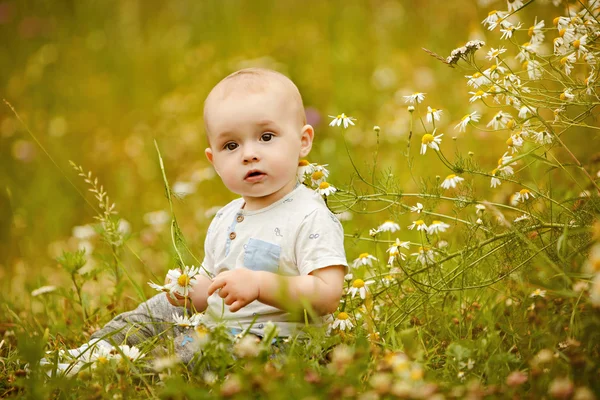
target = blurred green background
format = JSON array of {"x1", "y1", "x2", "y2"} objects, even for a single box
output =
[{"x1": 0, "y1": 0, "x2": 593, "y2": 306}]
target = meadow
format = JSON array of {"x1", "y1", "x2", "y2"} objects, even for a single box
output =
[{"x1": 1, "y1": 0, "x2": 600, "y2": 398}]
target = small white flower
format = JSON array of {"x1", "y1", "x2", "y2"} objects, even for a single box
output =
[
  {"x1": 524, "y1": 59, "x2": 543, "y2": 80},
  {"x1": 500, "y1": 21, "x2": 522, "y2": 39},
  {"x1": 514, "y1": 214, "x2": 530, "y2": 223},
  {"x1": 297, "y1": 159, "x2": 317, "y2": 179},
  {"x1": 465, "y1": 72, "x2": 488, "y2": 88},
  {"x1": 173, "y1": 313, "x2": 203, "y2": 328},
  {"x1": 560, "y1": 53, "x2": 577, "y2": 76},
  {"x1": 403, "y1": 92, "x2": 426, "y2": 104},
  {"x1": 518, "y1": 105, "x2": 535, "y2": 119},
  {"x1": 475, "y1": 204, "x2": 486, "y2": 214},
  {"x1": 152, "y1": 356, "x2": 180, "y2": 372},
  {"x1": 427, "y1": 220, "x2": 450, "y2": 235},
  {"x1": 331, "y1": 312, "x2": 354, "y2": 331},
  {"x1": 348, "y1": 279, "x2": 375, "y2": 299},
  {"x1": 533, "y1": 130, "x2": 553, "y2": 144},
  {"x1": 514, "y1": 189, "x2": 535, "y2": 203},
  {"x1": 316, "y1": 181, "x2": 337, "y2": 196},
  {"x1": 420, "y1": 131, "x2": 443, "y2": 155},
  {"x1": 149, "y1": 265, "x2": 201, "y2": 299},
  {"x1": 469, "y1": 90, "x2": 489, "y2": 103},
  {"x1": 455, "y1": 112, "x2": 481, "y2": 132},
  {"x1": 31, "y1": 285, "x2": 57, "y2": 297},
  {"x1": 310, "y1": 165, "x2": 330, "y2": 186},
  {"x1": 408, "y1": 220, "x2": 428, "y2": 232},
  {"x1": 329, "y1": 113, "x2": 356, "y2": 129},
  {"x1": 411, "y1": 246, "x2": 435, "y2": 266},
  {"x1": 560, "y1": 88, "x2": 575, "y2": 101},
  {"x1": 507, "y1": 0, "x2": 525, "y2": 12},
  {"x1": 426, "y1": 107, "x2": 442, "y2": 123},
  {"x1": 118, "y1": 344, "x2": 144, "y2": 362},
  {"x1": 530, "y1": 288, "x2": 546, "y2": 298},
  {"x1": 507, "y1": 133, "x2": 524, "y2": 154},
  {"x1": 476, "y1": 218, "x2": 483, "y2": 224},
  {"x1": 387, "y1": 239, "x2": 410, "y2": 264},
  {"x1": 490, "y1": 169, "x2": 502, "y2": 188},
  {"x1": 352, "y1": 253, "x2": 378, "y2": 268},
  {"x1": 233, "y1": 335, "x2": 261, "y2": 358},
  {"x1": 344, "y1": 273, "x2": 353, "y2": 282},
  {"x1": 482, "y1": 10, "x2": 508, "y2": 30},
  {"x1": 528, "y1": 18, "x2": 545, "y2": 44},
  {"x1": 486, "y1": 46, "x2": 507, "y2": 61},
  {"x1": 440, "y1": 174, "x2": 464, "y2": 189},
  {"x1": 410, "y1": 203, "x2": 423, "y2": 213},
  {"x1": 369, "y1": 228, "x2": 380, "y2": 237},
  {"x1": 486, "y1": 111, "x2": 512, "y2": 130},
  {"x1": 378, "y1": 220, "x2": 401, "y2": 233}
]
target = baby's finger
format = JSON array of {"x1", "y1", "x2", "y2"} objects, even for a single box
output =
[
  {"x1": 224, "y1": 294, "x2": 235, "y2": 306},
  {"x1": 229, "y1": 300, "x2": 245, "y2": 312},
  {"x1": 207, "y1": 279, "x2": 225, "y2": 296}
]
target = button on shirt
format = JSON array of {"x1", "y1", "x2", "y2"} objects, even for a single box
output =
[{"x1": 200, "y1": 185, "x2": 348, "y2": 336}]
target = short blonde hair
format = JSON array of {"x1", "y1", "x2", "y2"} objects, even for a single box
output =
[{"x1": 203, "y1": 68, "x2": 306, "y2": 138}]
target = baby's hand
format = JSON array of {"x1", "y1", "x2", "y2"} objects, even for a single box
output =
[
  {"x1": 207, "y1": 269, "x2": 260, "y2": 312},
  {"x1": 164, "y1": 274, "x2": 190, "y2": 307}
]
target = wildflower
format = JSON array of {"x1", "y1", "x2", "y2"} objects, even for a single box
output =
[
  {"x1": 475, "y1": 204, "x2": 486, "y2": 214},
  {"x1": 352, "y1": 253, "x2": 378, "y2": 268},
  {"x1": 408, "y1": 220, "x2": 428, "y2": 232},
  {"x1": 457, "y1": 371, "x2": 466, "y2": 381},
  {"x1": 420, "y1": 131, "x2": 443, "y2": 155},
  {"x1": 172, "y1": 313, "x2": 203, "y2": 328},
  {"x1": 90, "y1": 345, "x2": 115, "y2": 366},
  {"x1": 152, "y1": 356, "x2": 180, "y2": 372},
  {"x1": 317, "y1": 181, "x2": 337, "y2": 196},
  {"x1": 329, "y1": 113, "x2": 356, "y2": 129},
  {"x1": 194, "y1": 324, "x2": 212, "y2": 348},
  {"x1": 476, "y1": 218, "x2": 483, "y2": 224},
  {"x1": 486, "y1": 47, "x2": 507, "y2": 61},
  {"x1": 310, "y1": 167, "x2": 330, "y2": 185},
  {"x1": 413, "y1": 248, "x2": 435, "y2": 266},
  {"x1": 348, "y1": 279, "x2": 375, "y2": 299},
  {"x1": 409, "y1": 203, "x2": 423, "y2": 213},
  {"x1": 149, "y1": 265, "x2": 200, "y2": 299},
  {"x1": 530, "y1": 288, "x2": 546, "y2": 298},
  {"x1": 440, "y1": 174, "x2": 464, "y2": 189},
  {"x1": 514, "y1": 214, "x2": 530, "y2": 223},
  {"x1": 482, "y1": 10, "x2": 508, "y2": 30},
  {"x1": 490, "y1": 169, "x2": 501, "y2": 188},
  {"x1": 514, "y1": 188, "x2": 535, "y2": 203},
  {"x1": 560, "y1": 53, "x2": 576, "y2": 75},
  {"x1": 528, "y1": 18, "x2": 545, "y2": 44},
  {"x1": 500, "y1": 20, "x2": 522, "y2": 39},
  {"x1": 427, "y1": 220, "x2": 450, "y2": 235},
  {"x1": 507, "y1": 0, "x2": 525, "y2": 12},
  {"x1": 233, "y1": 335, "x2": 261, "y2": 358},
  {"x1": 378, "y1": 220, "x2": 401, "y2": 233},
  {"x1": 523, "y1": 59, "x2": 543, "y2": 80},
  {"x1": 486, "y1": 111, "x2": 512, "y2": 130},
  {"x1": 533, "y1": 130, "x2": 553, "y2": 144},
  {"x1": 426, "y1": 106, "x2": 442, "y2": 123},
  {"x1": 117, "y1": 345, "x2": 144, "y2": 362},
  {"x1": 507, "y1": 133, "x2": 524, "y2": 153},
  {"x1": 331, "y1": 312, "x2": 354, "y2": 331},
  {"x1": 31, "y1": 285, "x2": 57, "y2": 297},
  {"x1": 469, "y1": 90, "x2": 489, "y2": 103},
  {"x1": 455, "y1": 111, "x2": 481, "y2": 132},
  {"x1": 403, "y1": 92, "x2": 426, "y2": 104},
  {"x1": 572, "y1": 34, "x2": 588, "y2": 57},
  {"x1": 465, "y1": 72, "x2": 487, "y2": 88},
  {"x1": 518, "y1": 105, "x2": 535, "y2": 119},
  {"x1": 369, "y1": 228, "x2": 380, "y2": 237},
  {"x1": 483, "y1": 63, "x2": 507, "y2": 81},
  {"x1": 297, "y1": 159, "x2": 317, "y2": 178},
  {"x1": 387, "y1": 239, "x2": 410, "y2": 264},
  {"x1": 559, "y1": 88, "x2": 575, "y2": 101}
]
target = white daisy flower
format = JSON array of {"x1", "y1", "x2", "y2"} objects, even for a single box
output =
[
  {"x1": 90, "y1": 345, "x2": 116, "y2": 366},
  {"x1": 403, "y1": 92, "x2": 426, "y2": 104},
  {"x1": 408, "y1": 220, "x2": 428, "y2": 232},
  {"x1": 117, "y1": 345, "x2": 144, "y2": 362},
  {"x1": 530, "y1": 288, "x2": 546, "y2": 298},
  {"x1": 500, "y1": 21, "x2": 522, "y2": 40},
  {"x1": 560, "y1": 53, "x2": 576, "y2": 76},
  {"x1": 410, "y1": 203, "x2": 423, "y2": 213},
  {"x1": 476, "y1": 218, "x2": 483, "y2": 225},
  {"x1": 486, "y1": 111, "x2": 513, "y2": 130},
  {"x1": 352, "y1": 253, "x2": 378, "y2": 269},
  {"x1": 173, "y1": 313, "x2": 203, "y2": 328},
  {"x1": 348, "y1": 279, "x2": 375, "y2": 299},
  {"x1": 486, "y1": 47, "x2": 507, "y2": 61},
  {"x1": 297, "y1": 159, "x2": 317, "y2": 178},
  {"x1": 454, "y1": 112, "x2": 480, "y2": 132},
  {"x1": 528, "y1": 18, "x2": 545, "y2": 44},
  {"x1": 490, "y1": 169, "x2": 502, "y2": 188},
  {"x1": 378, "y1": 220, "x2": 401, "y2": 233},
  {"x1": 427, "y1": 220, "x2": 450, "y2": 235},
  {"x1": 440, "y1": 174, "x2": 465, "y2": 189},
  {"x1": 344, "y1": 273, "x2": 353, "y2": 281},
  {"x1": 533, "y1": 130, "x2": 553, "y2": 144},
  {"x1": 329, "y1": 113, "x2": 356, "y2": 129},
  {"x1": 465, "y1": 72, "x2": 488, "y2": 88},
  {"x1": 420, "y1": 130, "x2": 443, "y2": 155},
  {"x1": 369, "y1": 228, "x2": 380, "y2": 237},
  {"x1": 387, "y1": 239, "x2": 410, "y2": 264},
  {"x1": 482, "y1": 10, "x2": 509, "y2": 30},
  {"x1": 411, "y1": 246, "x2": 435, "y2": 266},
  {"x1": 331, "y1": 312, "x2": 354, "y2": 331},
  {"x1": 507, "y1": 0, "x2": 525, "y2": 12},
  {"x1": 497, "y1": 152, "x2": 517, "y2": 176},
  {"x1": 426, "y1": 107, "x2": 442, "y2": 123},
  {"x1": 469, "y1": 90, "x2": 489, "y2": 103},
  {"x1": 160, "y1": 265, "x2": 201, "y2": 298},
  {"x1": 518, "y1": 105, "x2": 535, "y2": 119},
  {"x1": 317, "y1": 181, "x2": 337, "y2": 196},
  {"x1": 310, "y1": 165, "x2": 330, "y2": 185},
  {"x1": 523, "y1": 59, "x2": 543, "y2": 80},
  {"x1": 475, "y1": 204, "x2": 486, "y2": 214},
  {"x1": 507, "y1": 133, "x2": 524, "y2": 153},
  {"x1": 560, "y1": 88, "x2": 575, "y2": 101},
  {"x1": 573, "y1": 34, "x2": 589, "y2": 57},
  {"x1": 514, "y1": 188, "x2": 535, "y2": 203}
]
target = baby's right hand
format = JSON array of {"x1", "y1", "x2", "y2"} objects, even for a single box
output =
[{"x1": 164, "y1": 275, "x2": 190, "y2": 307}]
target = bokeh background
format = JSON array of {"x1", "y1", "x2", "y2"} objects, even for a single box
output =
[{"x1": 0, "y1": 0, "x2": 594, "y2": 310}]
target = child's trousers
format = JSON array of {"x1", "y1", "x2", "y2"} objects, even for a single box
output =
[{"x1": 90, "y1": 294, "x2": 200, "y2": 364}]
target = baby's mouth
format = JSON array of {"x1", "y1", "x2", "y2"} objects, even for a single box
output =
[{"x1": 244, "y1": 170, "x2": 266, "y2": 180}]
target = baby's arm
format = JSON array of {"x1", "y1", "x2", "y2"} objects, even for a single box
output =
[{"x1": 207, "y1": 265, "x2": 345, "y2": 315}]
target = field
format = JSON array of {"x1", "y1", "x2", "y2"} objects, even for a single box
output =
[{"x1": 1, "y1": 0, "x2": 600, "y2": 398}]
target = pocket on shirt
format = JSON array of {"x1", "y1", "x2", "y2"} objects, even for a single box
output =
[{"x1": 244, "y1": 238, "x2": 281, "y2": 273}]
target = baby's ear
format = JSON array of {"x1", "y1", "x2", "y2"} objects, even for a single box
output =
[
  {"x1": 299, "y1": 124, "x2": 314, "y2": 158},
  {"x1": 205, "y1": 147, "x2": 214, "y2": 165}
]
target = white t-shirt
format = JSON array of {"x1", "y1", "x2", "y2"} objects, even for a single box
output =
[{"x1": 199, "y1": 184, "x2": 348, "y2": 336}]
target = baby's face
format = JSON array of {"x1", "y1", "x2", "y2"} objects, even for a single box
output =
[{"x1": 204, "y1": 85, "x2": 313, "y2": 210}]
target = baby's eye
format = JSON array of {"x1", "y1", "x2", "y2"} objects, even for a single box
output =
[
  {"x1": 261, "y1": 133, "x2": 274, "y2": 142},
  {"x1": 224, "y1": 142, "x2": 238, "y2": 151}
]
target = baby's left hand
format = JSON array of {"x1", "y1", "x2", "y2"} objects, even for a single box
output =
[{"x1": 207, "y1": 269, "x2": 260, "y2": 312}]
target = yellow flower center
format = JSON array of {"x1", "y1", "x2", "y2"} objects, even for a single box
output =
[
  {"x1": 492, "y1": 168, "x2": 498, "y2": 175},
  {"x1": 195, "y1": 325, "x2": 210, "y2": 337},
  {"x1": 507, "y1": 119, "x2": 516, "y2": 129},
  {"x1": 553, "y1": 17, "x2": 560, "y2": 26},
  {"x1": 415, "y1": 220, "x2": 425, "y2": 226},
  {"x1": 177, "y1": 274, "x2": 190, "y2": 287},
  {"x1": 560, "y1": 92, "x2": 567, "y2": 100},
  {"x1": 429, "y1": 108, "x2": 437, "y2": 113},
  {"x1": 352, "y1": 279, "x2": 365, "y2": 288},
  {"x1": 528, "y1": 26, "x2": 535, "y2": 36},
  {"x1": 98, "y1": 356, "x2": 108, "y2": 364},
  {"x1": 522, "y1": 61, "x2": 529, "y2": 69},
  {"x1": 418, "y1": 246, "x2": 429, "y2": 252},
  {"x1": 312, "y1": 171, "x2": 324, "y2": 180},
  {"x1": 446, "y1": 174, "x2": 456, "y2": 180},
  {"x1": 298, "y1": 159, "x2": 310, "y2": 166},
  {"x1": 560, "y1": 56, "x2": 569, "y2": 65},
  {"x1": 506, "y1": 137, "x2": 514, "y2": 146},
  {"x1": 319, "y1": 182, "x2": 330, "y2": 189},
  {"x1": 421, "y1": 134, "x2": 434, "y2": 144},
  {"x1": 474, "y1": 90, "x2": 484, "y2": 97},
  {"x1": 359, "y1": 252, "x2": 370, "y2": 259},
  {"x1": 410, "y1": 368, "x2": 424, "y2": 381},
  {"x1": 488, "y1": 10, "x2": 497, "y2": 16},
  {"x1": 432, "y1": 220, "x2": 442, "y2": 225},
  {"x1": 573, "y1": 39, "x2": 580, "y2": 49},
  {"x1": 520, "y1": 189, "x2": 530, "y2": 195},
  {"x1": 489, "y1": 64, "x2": 497, "y2": 72},
  {"x1": 473, "y1": 72, "x2": 482, "y2": 78},
  {"x1": 337, "y1": 312, "x2": 349, "y2": 320},
  {"x1": 336, "y1": 114, "x2": 342, "y2": 119}
]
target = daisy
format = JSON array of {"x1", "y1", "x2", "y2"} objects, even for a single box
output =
[
  {"x1": 408, "y1": 219, "x2": 428, "y2": 232},
  {"x1": 500, "y1": 21, "x2": 522, "y2": 39},
  {"x1": 90, "y1": 345, "x2": 116, "y2": 366},
  {"x1": 533, "y1": 130, "x2": 553, "y2": 144},
  {"x1": 523, "y1": 59, "x2": 543, "y2": 80},
  {"x1": 117, "y1": 345, "x2": 144, "y2": 362},
  {"x1": 352, "y1": 253, "x2": 378, "y2": 269},
  {"x1": 440, "y1": 174, "x2": 465, "y2": 189},
  {"x1": 420, "y1": 131, "x2": 443, "y2": 155},
  {"x1": 514, "y1": 188, "x2": 535, "y2": 203},
  {"x1": 465, "y1": 72, "x2": 488, "y2": 88},
  {"x1": 482, "y1": 10, "x2": 509, "y2": 30},
  {"x1": 329, "y1": 113, "x2": 356, "y2": 129},
  {"x1": 426, "y1": 107, "x2": 442, "y2": 123},
  {"x1": 498, "y1": 152, "x2": 517, "y2": 175},
  {"x1": 530, "y1": 288, "x2": 546, "y2": 298},
  {"x1": 560, "y1": 53, "x2": 576, "y2": 75},
  {"x1": 475, "y1": 204, "x2": 486, "y2": 214},
  {"x1": 173, "y1": 313, "x2": 203, "y2": 328},
  {"x1": 528, "y1": 18, "x2": 545, "y2": 44},
  {"x1": 518, "y1": 105, "x2": 535, "y2": 119},
  {"x1": 317, "y1": 181, "x2": 337, "y2": 196},
  {"x1": 411, "y1": 246, "x2": 435, "y2": 266},
  {"x1": 427, "y1": 220, "x2": 450, "y2": 235},
  {"x1": 164, "y1": 265, "x2": 200, "y2": 298},
  {"x1": 490, "y1": 169, "x2": 502, "y2": 188},
  {"x1": 560, "y1": 88, "x2": 575, "y2": 101},
  {"x1": 486, "y1": 47, "x2": 507, "y2": 61},
  {"x1": 403, "y1": 92, "x2": 426, "y2": 104},
  {"x1": 507, "y1": 0, "x2": 525, "y2": 12},
  {"x1": 486, "y1": 111, "x2": 512, "y2": 130},
  {"x1": 483, "y1": 63, "x2": 507, "y2": 80},
  {"x1": 454, "y1": 112, "x2": 480, "y2": 132},
  {"x1": 410, "y1": 203, "x2": 423, "y2": 213},
  {"x1": 331, "y1": 312, "x2": 354, "y2": 331},
  {"x1": 297, "y1": 159, "x2": 317, "y2": 178},
  {"x1": 572, "y1": 35, "x2": 588, "y2": 57},
  {"x1": 506, "y1": 133, "x2": 524, "y2": 153},
  {"x1": 387, "y1": 239, "x2": 410, "y2": 264},
  {"x1": 378, "y1": 220, "x2": 401, "y2": 233},
  {"x1": 310, "y1": 166, "x2": 330, "y2": 186},
  {"x1": 469, "y1": 90, "x2": 489, "y2": 103},
  {"x1": 348, "y1": 279, "x2": 375, "y2": 299}
]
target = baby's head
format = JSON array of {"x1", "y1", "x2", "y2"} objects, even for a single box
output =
[{"x1": 203, "y1": 68, "x2": 314, "y2": 210}]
